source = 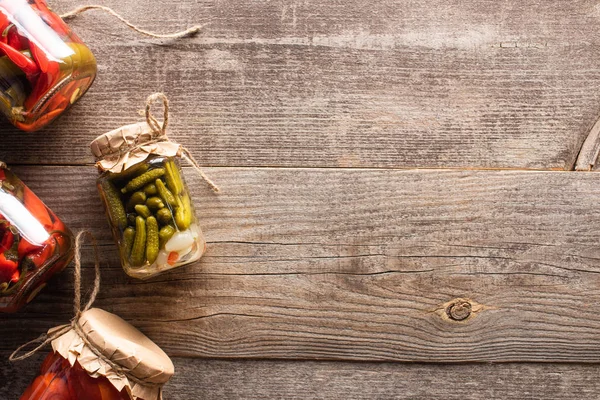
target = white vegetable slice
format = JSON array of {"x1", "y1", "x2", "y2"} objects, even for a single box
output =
[
  {"x1": 155, "y1": 250, "x2": 169, "y2": 269},
  {"x1": 165, "y1": 230, "x2": 194, "y2": 252}
]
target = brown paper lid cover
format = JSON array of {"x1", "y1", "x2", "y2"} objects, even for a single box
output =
[
  {"x1": 89, "y1": 122, "x2": 180, "y2": 173},
  {"x1": 50, "y1": 308, "x2": 174, "y2": 400}
]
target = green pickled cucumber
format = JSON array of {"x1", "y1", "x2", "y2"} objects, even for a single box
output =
[
  {"x1": 155, "y1": 178, "x2": 177, "y2": 207},
  {"x1": 122, "y1": 227, "x2": 136, "y2": 257},
  {"x1": 130, "y1": 216, "x2": 146, "y2": 267},
  {"x1": 146, "y1": 216, "x2": 159, "y2": 264},
  {"x1": 143, "y1": 183, "x2": 158, "y2": 195},
  {"x1": 165, "y1": 160, "x2": 184, "y2": 195},
  {"x1": 159, "y1": 225, "x2": 176, "y2": 248},
  {"x1": 107, "y1": 162, "x2": 149, "y2": 183},
  {"x1": 134, "y1": 204, "x2": 152, "y2": 218},
  {"x1": 99, "y1": 180, "x2": 127, "y2": 230},
  {"x1": 121, "y1": 168, "x2": 165, "y2": 193},
  {"x1": 146, "y1": 196, "x2": 165, "y2": 210},
  {"x1": 175, "y1": 194, "x2": 193, "y2": 230},
  {"x1": 126, "y1": 191, "x2": 147, "y2": 211},
  {"x1": 156, "y1": 208, "x2": 173, "y2": 225}
]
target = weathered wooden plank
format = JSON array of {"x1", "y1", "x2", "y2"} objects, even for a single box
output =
[
  {"x1": 1, "y1": 356, "x2": 599, "y2": 400},
  {"x1": 574, "y1": 115, "x2": 600, "y2": 171},
  {"x1": 1, "y1": 0, "x2": 600, "y2": 168},
  {"x1": 1, "y1": 167, "x2": 600, "y2": 362}
]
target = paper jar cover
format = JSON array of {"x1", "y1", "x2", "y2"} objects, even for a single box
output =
[
  {"x1": 50, "y1": 308, "x2": 174, "y2": 400},
  {"x1": 90, "y1": 122, "x2": 180, "y2": 173}
]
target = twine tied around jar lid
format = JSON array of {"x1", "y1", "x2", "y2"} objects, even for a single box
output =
[
  {"x1": 90, "y1": 93, "x2": 219, "y2": 193},
  {"x1": 146, "y1": 93, "x2": 220, "y2": 193},
  {"x1": 9, "y1": 232, "x2": 102, "y2": 363},
  {"x1": 10, "y1": 231, "x2": 174, "y2": 400}
]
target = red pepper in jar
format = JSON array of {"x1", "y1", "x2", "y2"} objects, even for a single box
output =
[
  {"x1": 0, "y1": 0, "x2": 97, "y2": 131},
  {"x1": 0, "y1": 164, "x2": 73, "y2": 312},
  {"x1": 0, "y1": 254, "x2": 19, "y2": 283},
  {"x1": 0, "y1": 223, "x2": 18, "y2": 283},
  {"x1": 20, "y1": 352, "x2": 133, "y2": 400},
  {"x1": 19, "y1": 308, "x2": 174, "y2": 400}
]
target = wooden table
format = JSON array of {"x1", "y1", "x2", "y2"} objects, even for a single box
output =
[{"x1": 2, "y1": 0, "x2": 600, "y2": 398}]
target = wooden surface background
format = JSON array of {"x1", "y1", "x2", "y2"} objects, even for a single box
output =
[{"x1": 2, "y1": 0, "x2": 600, "y2": 398}]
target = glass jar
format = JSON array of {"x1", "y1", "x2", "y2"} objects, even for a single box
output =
[
  {"x1": 20, "y1": 352, "x2": 130, "y2": 400},
  {"x1": 0, "y1": 162, "x2": 73, "y2": 312},
  {"x1": 20, "y1": 307, "x2": 174, "y2": 400},
  {"x1": 0, "y1": 0, "x2": 97, "y2": 131},
  {"x1": 96, "y1": 154, "x2": 206, "y2": 279}
]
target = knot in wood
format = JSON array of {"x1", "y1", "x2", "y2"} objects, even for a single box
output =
[{"x1": 446, "y1": 299, "x2": 472, "y2": 321}]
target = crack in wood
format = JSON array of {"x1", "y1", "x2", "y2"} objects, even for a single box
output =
[{"x1": 574, "y1": 113, "x2": 600, "y2": 171}]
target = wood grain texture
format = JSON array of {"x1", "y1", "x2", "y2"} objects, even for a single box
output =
[
  {"x1": 2, "y1": 1, "x2": 600, "y2": 398},
  {"x1": 1, "y1": 167, "x2": 600, "y2": 363},
  {"x1": 1, "y1": 356, "x2": 599, "y2": 400},
  {"x1": 0, "y1": 0, "x2": 599, "y2": 168}
]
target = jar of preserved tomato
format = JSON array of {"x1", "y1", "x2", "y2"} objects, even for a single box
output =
[
  {"x1": 0, "y1": 161, "x2": 73, "y2": 312},
  {"x1": 0, "y1": 0, "x2": 96, "y2": 131},
  {"x1": 20, "y1": 307, "x2": 174, "y2": 400}
]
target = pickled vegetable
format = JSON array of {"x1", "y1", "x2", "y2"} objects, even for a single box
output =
[
  {"x1": 109, "y1": 163, "x2": 149, "y2": 183},
  {"x1": 164, "y1": 160, "x2": 184, "y2": 195},
  {"x1": 121, "y1": 168, "x2": 165, "y2": 194},
  {"x1": 146, "y1": 197, "x2": 164, "y2": 210},
  {"x1": 130, "y1": 217, "x2": 146, "y2": 267},
  {"x1": 99, "y1": 181, "x2": 127, "y2": 230},
  {"x1": 20, "y1": 352, "x2": 130, "y2": 400},
  {"x1": 0, "y1": 0, "x2": 97, "y2": 131},
  {"x1": 122, "y1": 227, "x2": 135, "y2": 258},
  {"x1": 158, "y1": 225, "x2": 175, "y2": 248},
  {"x1": 146, "y1": 217, "x2": 159, "y2": 264},
  {"x1": 155, "y1": 178, "x2": 177, "y2": 207},
  {"x1": 143, "y1": 183, "x2": 158, "y2": 195},
  {"x1": 96, "y1": 155, "x2": 205, "y2": 279},
  {"x1": 156, "y1": 208, "x2": 173, "y2": 225},
  {"x1": 126, "y1": 191, "x2": 146, "y2": 211},
  {"x1": 134, "y1": 204, "x2": 152, "y2": 219},
  {"x1": 0, "y1": 166, "x2": 73, "y2": 312},
  {"x1": 175, "y1": 195, "x2": 192, "y2": 230}
]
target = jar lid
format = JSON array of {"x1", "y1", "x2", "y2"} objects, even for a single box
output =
[
  {"x1": 51, "y1": 308, "x2": 174, "y2": 399},
  {"x1": 90, "y1": 122, "x2": 180, "y2": 173},
  {"x1": 79, "y1": 308, "x2": 174, "y2": 384}
]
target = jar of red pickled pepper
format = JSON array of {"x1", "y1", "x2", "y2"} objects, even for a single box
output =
[
  {"x1": 0, "y1": 161, "x2": 73, "y2": 312},
  {"x1": 0, "y1": 0, "x2": 96, "y2": 131},
  {"x1": 20, "y1": 308, "x2": 174, "y2": 400}
]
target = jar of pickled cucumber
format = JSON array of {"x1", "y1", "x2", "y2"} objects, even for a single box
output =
[
  {"x1": 0, "y1": 161, "x2": 73, "y2": 312},
  {"x1": 20, "y1": 308, "x2": 174, "y2": 400},
  {"x1": 91, "y1": 120, "x2": 207, "y2": 280},
  {"x1": 0, "y1": 0, "x2": 96, "y2": 131}
]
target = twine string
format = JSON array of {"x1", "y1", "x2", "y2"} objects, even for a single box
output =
[
  {"x1": 145, "y1": 93, "x2": 220, "y2": 192},
  {"x1": 9, "y1": 231, "x2": 100, "y2": 362},
  {"x1": 60, "y1": 5, "x2": 203, "y2": 39},
  {"x1": 9, "y1": 232, "x2": 161, "y2": 388}
]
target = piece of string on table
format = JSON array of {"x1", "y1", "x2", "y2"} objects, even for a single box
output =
[
  {"x1": 60, "y1": 5, "x2": 203, "y2": 39},
  {"x1": 9, "y1": 231, "x2": 100, "y2": 362},
  {"x1": 145, "y1": 92, "x2": 220, "y2": 193}
]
